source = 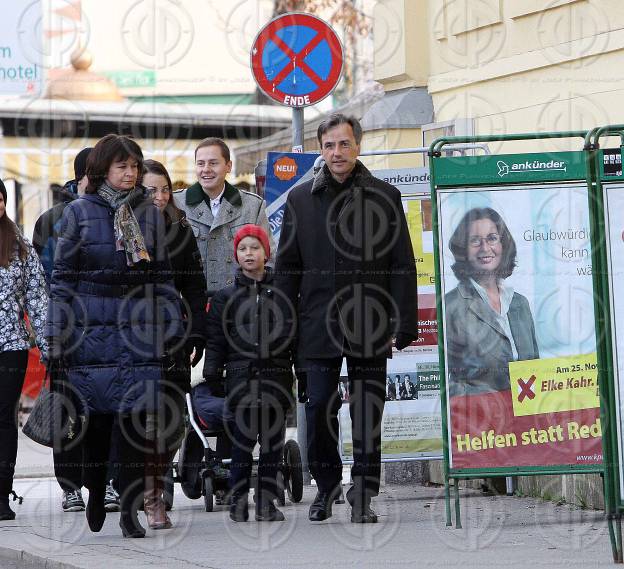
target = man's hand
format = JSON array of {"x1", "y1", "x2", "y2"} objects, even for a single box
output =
[{"x1": 185, "y1": 336, "x2": 205, "y2": 367}]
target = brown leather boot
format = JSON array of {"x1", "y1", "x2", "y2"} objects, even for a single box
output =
[{"x1": 144, "y1": 456, "x2": 172, "y2": 530}]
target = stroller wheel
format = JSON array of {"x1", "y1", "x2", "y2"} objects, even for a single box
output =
[
  {"x1": 179, "y1": 431, "x2": 204, "y2": 500},
  {"x1": 276, "y1": 470, "x2": 286, "y2": 507},
  {"x1": 284, "y1": 440, "x2": 304, "y2": 503},
  {"x1": 203, "y1": 477, "x2": 214, "y2": 512}
]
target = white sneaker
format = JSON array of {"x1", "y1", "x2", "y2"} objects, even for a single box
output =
[
  {"x1": 104, "y1": 482, "x2": 120, "y2": 512},
  {"x1": 62, "y1": 489, "x2": 85, "y2": 512}
]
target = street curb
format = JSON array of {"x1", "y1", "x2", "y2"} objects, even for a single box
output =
[
  {"x1": 0, "y1": 544, "x2": 81, "y2": 569},
  {"x1": 13, "y1": 472, "x2": 55, "y2": 480}
]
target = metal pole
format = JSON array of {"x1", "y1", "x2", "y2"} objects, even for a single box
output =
[
  {"x1": 292, "y1": 107, "x2": 305, "y2": 152},
  {"x1": 297, "y1": 402, "x2": 311, "y2": 484}
]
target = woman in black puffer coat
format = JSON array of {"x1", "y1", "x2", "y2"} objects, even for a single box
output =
[
  {"x1": 46, "y1": 135, "x2": 183, "y2": 538},
  {"x1": 141, "y1": 159, "x2": 207, "y2": 530},
  {"x1": 202, "y1": 224, "x2": 296, "y2": 522}
]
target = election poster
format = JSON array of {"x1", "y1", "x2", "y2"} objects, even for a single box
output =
[
  {"x1": 603, "y1": 183, "x2": 624, "y2": 492},
  {"x1": 437, "y1": 183, "x2": 601, "y2": 470}
]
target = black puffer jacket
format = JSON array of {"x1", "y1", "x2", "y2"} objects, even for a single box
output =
[{"x1": 203, "y1": 267, "x2": 296, "y2": 408}]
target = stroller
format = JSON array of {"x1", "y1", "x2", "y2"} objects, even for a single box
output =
[{"x1": 169, "y1": 393, "x2": 304, "y2": 512}]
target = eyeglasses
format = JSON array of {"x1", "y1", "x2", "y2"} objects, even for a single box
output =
[{"x1": 468, "y1": 233, "x2": 500, "y2": 248}]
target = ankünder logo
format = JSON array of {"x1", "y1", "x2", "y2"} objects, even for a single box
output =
[{"x1": 497, "y1": 159, "x2": 567, "y2": 177}]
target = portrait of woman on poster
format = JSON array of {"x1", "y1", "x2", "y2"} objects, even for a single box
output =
[{"x1": 444, "y1": 207, "x2": 539, "y2": 397}]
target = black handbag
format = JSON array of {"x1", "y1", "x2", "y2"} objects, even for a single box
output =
[{"x1": 22, "y1": 367, "x2": 83, "y2": 449}]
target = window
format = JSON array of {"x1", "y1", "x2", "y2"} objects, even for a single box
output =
[{"x1": 422, "y1": 119, "x2": 474, "y2": 165}]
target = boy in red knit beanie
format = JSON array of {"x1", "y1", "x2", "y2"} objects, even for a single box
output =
[{"x1": 203, "y1": 224, "x2": 295, "y2": 522}]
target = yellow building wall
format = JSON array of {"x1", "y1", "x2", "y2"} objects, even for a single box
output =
[
  {"x1": 373, "y1": 0, "x2": 624, "y2": 153},
  {"x1": 360, "y1": 127, "x2": 426, "y2": 170}
]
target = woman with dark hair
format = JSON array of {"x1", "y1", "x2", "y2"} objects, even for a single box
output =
[
  {"x1": 0, "y1": 180, "x2": 48, "y2": 520},
  {"x1": 444, "y1": 207, "x2": 539, "y2": 396},
  {"x1": 46, "y1": 135, "x2": 182, "y2": 538},
  {"x1": 140, "y1": 159, "x2": 207, "y2": 530}
]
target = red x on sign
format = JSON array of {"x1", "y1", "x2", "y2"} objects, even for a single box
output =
[{"x1": 517, "y1": 376, "x2": 537, "y2": 403}]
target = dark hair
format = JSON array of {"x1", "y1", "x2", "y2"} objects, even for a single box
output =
[
  {"x1": 317, "y1": 113, "x2": 363, "y2": 145},
  {"x1": 0, "y1": 184, "x2": 27, "y2": 267},
  {"x1": 85, "y1": 134, "x2": 143, "y2": 193},
  {"x1": 194, "y1": 137, "x2": 230, "y2": 162},
  {"x1": 141, "y1": 159, "x2": 185, "y2": 224},
  {"x1": 449, "y1": 207, "x2": 517, "y2": 281}
]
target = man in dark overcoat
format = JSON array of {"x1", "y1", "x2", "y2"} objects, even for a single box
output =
[{"x1": 275, "y1": 113, "x2": 418, "y2": 523}]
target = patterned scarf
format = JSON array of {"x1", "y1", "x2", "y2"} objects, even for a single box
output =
[{"x1": 97, "y1": 183, "x2": 151, "y2": 266}]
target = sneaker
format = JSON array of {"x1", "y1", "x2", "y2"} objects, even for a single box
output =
[
  {"x1": 104, "y1": 482, "x2": 120, "y2": 512},
  {"x1": 62, "y1": 490, "x2": 85, "y2": 512}
]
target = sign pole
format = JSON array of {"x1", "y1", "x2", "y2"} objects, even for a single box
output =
[{"x1": 292, "y1": 107, "x2": 305, "y2": 152}]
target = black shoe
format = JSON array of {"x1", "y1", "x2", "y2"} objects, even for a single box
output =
[
  {"x1": 308, "y1": 490, "x2": 335, "y2": 522},
  {"x1": 86, "y1": 489, "x2": 106, "y2": 532},
  {"x1": 119, "y1": 513, "x2": 146, "y2": 538},
  {"x1": 346, "y1": 486, "x2": 378, "y2": 523},
  {"x1": 0, "y1": 498, "x2": 15, "y2": 521},
  {"x1": 230, "y1": 495, "x2": 249, "y2": 522},
  {"x1": 255, "y1": 501, "x2": 285, "y2": 522},
  {"x1": 350, "y1": 505, "x2": 378, "y2": 523},
  {"x1": 215, "y1": 489, "x2": 231, "y2": 506}
]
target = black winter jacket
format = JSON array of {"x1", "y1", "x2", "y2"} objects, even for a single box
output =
[
  {"x1": 32, "y1": 181, "x2": 79, "y2": 287},
  {"x1": 203, "y1": 267, "x2": 295, "y2": 407},
  {"x1": 275, "y1": 161, "x2": 418, "y2": 360}
]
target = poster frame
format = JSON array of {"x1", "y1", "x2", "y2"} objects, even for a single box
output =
[
  {"x1": 583, "y1": 126, "x2": 624, "y2": 563},
  {"x1": 428, "y1": 133, "x2": 611, "y2": 533}
]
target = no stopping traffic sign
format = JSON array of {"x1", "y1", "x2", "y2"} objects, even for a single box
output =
[{"x1": 251, "y1": 12, "x2": 344, "y2": 108}]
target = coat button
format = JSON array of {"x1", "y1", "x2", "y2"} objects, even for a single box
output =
[
  {"x1": 336, "y1": 258, "x2": 344, "y2": 264},
  {"x1": 226, "y1": 258, "x2": 232, "y2": 263},
  {"x1": 227, "y1": 279, "x2": 233, "y2": 284}
]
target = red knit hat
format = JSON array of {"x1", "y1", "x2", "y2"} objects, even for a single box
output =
[{"x1": 233, "y1": 224, "x2": 271, "y2": 262}]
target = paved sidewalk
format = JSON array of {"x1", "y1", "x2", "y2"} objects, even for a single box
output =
[
  {"x1": 0, "y1": 476, "x2": 616, "y2": 569},
  {"x1": 14, "y1": 432, "x2": 54, "y2": 480}
]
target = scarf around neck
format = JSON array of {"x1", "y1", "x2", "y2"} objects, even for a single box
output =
[{"x1": 97, "y1": 182, "x2": 151, "y2": 266}]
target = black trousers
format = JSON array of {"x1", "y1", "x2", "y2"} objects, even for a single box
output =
[
  {"x1": 0, "y1": 350, "x2": 28, "y2": 497},
  {"x1": 229, "y1": 403, "x2": 285, "y2": 503},
  {"x1": 304, "y1": 356, "x2": 386, "y2": 498},
  {"x1": 82, "y1": 413, "x2": 146, "y2": 514}
]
